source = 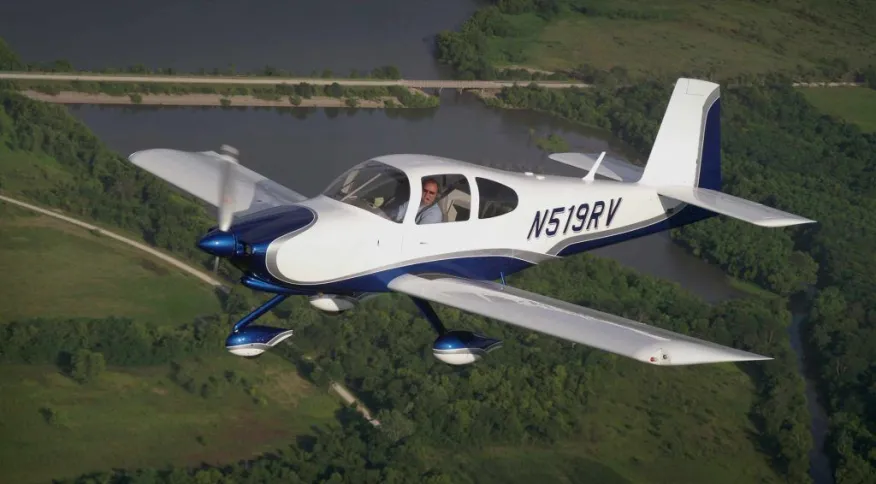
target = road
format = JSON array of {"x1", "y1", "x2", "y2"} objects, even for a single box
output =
[
  {"x1": 1, "y1": 72, "x2": 862, "y2": 92},
  {"x1": 0, "y1": 193, "x2": 380, "y2": 426},
  {"x1": 21, "y1": 90, "x2": 404, "y2": 108},
  {"x1": 0, "y1": 71, "x2": 590, "y2": 89}
]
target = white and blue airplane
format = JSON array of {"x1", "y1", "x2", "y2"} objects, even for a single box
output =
[{"x1": 129, "y1": 78, "x2": 815, "y2": 367}]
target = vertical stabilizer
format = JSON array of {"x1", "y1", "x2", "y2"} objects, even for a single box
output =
[{"x1": 638, "y1": 78, "x2": 721, "y2": 190}]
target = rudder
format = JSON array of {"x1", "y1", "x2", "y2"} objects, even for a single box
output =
[{"x1": 638, "y1": 78, "x2": 721, "y2": 191}]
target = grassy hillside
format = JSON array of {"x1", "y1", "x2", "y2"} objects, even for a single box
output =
[
  {"x1": 0, "y1": 204, "x2": 221, "y2": 325},
  {"x1": 0, "y1": 202, "x2": 339, "y2": 484},
  {"x1": 798, "y1": 86, "x2": 876, "y2": 132},
  {"x1": 436, "y1": 0, "x2": 876, "y2": 81},
  {"x1": 0, "y1": 355, "x2": 338, "y2": 484}
]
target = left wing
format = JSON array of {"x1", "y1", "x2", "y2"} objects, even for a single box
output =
[
  {"x1": 388, "y1": 274, "x2": 770, "y2": 366},
  {"x1": 129, "y1": 148, "x2": 309, "y2": 214}
]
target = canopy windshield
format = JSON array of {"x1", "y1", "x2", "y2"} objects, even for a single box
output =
[{"x1": 322, "y1": 160, "x2": 411, "y2": 222}]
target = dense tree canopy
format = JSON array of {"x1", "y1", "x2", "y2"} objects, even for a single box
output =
[{"x1": 485, "y1": 74, "x2": 876, "y2": 482}]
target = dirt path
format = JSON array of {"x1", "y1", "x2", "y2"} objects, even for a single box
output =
[
  {"x1": 330, "y1": 382, "x2": 381, "y2": 426},
  {"x1": 0, "y1": 194, "x2": 227, "y2": 290}
]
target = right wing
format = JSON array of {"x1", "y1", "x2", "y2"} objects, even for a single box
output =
[
  {"x1": 657, "y1": 186, "x2": 816, "y2": 227},
  {"x1": 388, "y1": 274, "x2": 771, "y2": 366},
  {"x1": 128, "y1": 148, "x2": 309, "y2": 214}
]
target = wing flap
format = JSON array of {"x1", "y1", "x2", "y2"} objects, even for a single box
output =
[
  {"x1": 388, "y1": 274, "x2": 771, "y2": 366},
  {"x1": 657, "y1": 186, "x2": 815, "y2": 227},
  {"x1": 129, "y1": 148, "x2": 308, "y2": 213}
]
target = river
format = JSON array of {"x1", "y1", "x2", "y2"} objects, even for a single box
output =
[{"x1": 0, "y1": 1, "x2": 831, "y2": 481}]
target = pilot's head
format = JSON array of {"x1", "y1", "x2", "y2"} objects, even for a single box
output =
[{"x1": 421, "y1": 178, "x2": 438, "y2": 205}]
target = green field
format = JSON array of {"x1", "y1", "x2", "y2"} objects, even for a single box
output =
[
  {"x1": 0, "y1": 354, "x2": 339, "y2": 484},
  {"x1": 0, "y1": 202, "x2": 340, "y2": 483},
  {"x1": 483, "y1": 0, "x2": 875, "y2": 78},
  {"x1": 0, "y1": 204, "x2": 221, "y2": 325},
  {"x1": 798, "y1": 86, "x2": 876, "y2": 132},
  {"x1": 430, "y1": 353, "x2": 779, "y2": 484}
]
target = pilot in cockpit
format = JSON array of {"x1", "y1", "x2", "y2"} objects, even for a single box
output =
[{"x1": 394, "y1": 178, "x2": 443, "y2": 224}]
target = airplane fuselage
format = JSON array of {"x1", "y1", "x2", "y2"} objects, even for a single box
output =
[{"x1": 223, "y1": 157, "x2": 714, "y2": 297}]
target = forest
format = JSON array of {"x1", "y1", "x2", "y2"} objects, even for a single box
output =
[
  {"x1": 468, "y1": 46, "x2": 876, "y2": 484},
  {"x1": 430, "y1": 2, "x2": 876, "y2": 481},
  {"x1": 2, "y1": 45, "x2": 812, "y2": 483}
]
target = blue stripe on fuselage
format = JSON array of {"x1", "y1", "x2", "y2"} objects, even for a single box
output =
[
  {"x1": 556, "y1": 204, "x2": 714, "y2": 257},
  {"x1": 698, "y1": 97, "x2": 722, "y2": 191},
  {"x1": 246, "y1": 204, "x2": 714, "y2": 296},
  {"x1": 225, "y1": 205, "x2": 316, "y2": 282}
]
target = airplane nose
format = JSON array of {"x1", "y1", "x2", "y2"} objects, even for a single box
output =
[{"x1": 197, "y1": 230, "x2": 240, "y2": 257}]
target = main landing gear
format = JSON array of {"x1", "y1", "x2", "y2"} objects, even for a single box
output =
[
  {"x1": 223, "y1": 293, "x2": 503, "y2": 365},
  {"x1": 224, "y1": 294, "x2": 294, "y2": 357},
  {"x1": 411, "y1": 297, "x2": 503, "y2": 365}
]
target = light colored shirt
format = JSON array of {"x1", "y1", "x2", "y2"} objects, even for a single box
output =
[{"x1": 394, "y1": 201, "x2": 443, "y2": 224}]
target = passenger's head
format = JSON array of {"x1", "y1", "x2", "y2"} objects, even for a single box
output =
[{"x1": 421, "y1": 178, "x2": 438, "y2": 205}]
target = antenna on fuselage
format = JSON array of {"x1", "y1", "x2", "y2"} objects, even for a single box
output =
[{"x1": 582, "y1": 151, "x2": 606, "y2": 182}]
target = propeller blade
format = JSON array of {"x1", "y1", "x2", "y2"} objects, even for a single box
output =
[{"x1": 216, "y1": 145, "x2": 239, "y2": 232}]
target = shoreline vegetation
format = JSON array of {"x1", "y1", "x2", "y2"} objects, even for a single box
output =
[
  {"x1": 10, "y1": 81, "x2": 441, "y2": 109},
  {"x1": 20, "y1": 90, "x2": 419, "y2": 109},
  {"x1": 0, "y1": 43, "x2": 441, "y2": 109}
]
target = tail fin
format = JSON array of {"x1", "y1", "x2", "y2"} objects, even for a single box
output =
[
  {"x1": 642, "y1": 78, "x2": 816, "y2": 228},
  {"x1": 638, "y1": 78, "x2": 721, "y2": 190}
]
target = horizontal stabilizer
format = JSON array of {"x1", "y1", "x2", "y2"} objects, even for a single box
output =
[
  {"x1": 129, "y1": 148, "x2": 308, "y2": 214},
  {"x1": 657, "y1": 186, "x2": 815, "y2": 227},
  {"x1": 549, "y1": 152, "x2": 624, "y2": 181},
  {"x1": 388, "y1": 274, "x2": 772, "y2": 366}
]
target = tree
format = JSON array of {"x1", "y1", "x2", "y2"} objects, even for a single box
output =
[{"x1": 70, "y1": 349, "x2": 105, "y2": 384}]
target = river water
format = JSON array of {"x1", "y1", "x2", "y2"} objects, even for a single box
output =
[{"x1": 1, "y1": 0, "x2": 831, "y2": 481}]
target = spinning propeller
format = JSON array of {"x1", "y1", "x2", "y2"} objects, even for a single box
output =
[
  {"x1": 216, "y1": 144, "x2": 239, "y2": 232},
  {"x1": 197, "y1": 144, "x2": 243, "y2": 273}
]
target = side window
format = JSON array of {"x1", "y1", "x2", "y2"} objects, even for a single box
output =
[
  {"x1": 476, "y1": 177, "x2": 518, "y2": 219},
  {"x1": 414, "y1": 174, "x2": 471, "y2": 224}
]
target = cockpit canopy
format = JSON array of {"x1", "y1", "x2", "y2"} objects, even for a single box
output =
[
  {"x1": 322, "y1": 159, "x2": 521, "y2": 224},
  {"x1": 322, "y1": 160, "x2": 411, "y2": 222}
]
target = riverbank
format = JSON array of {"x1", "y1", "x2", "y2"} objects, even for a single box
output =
[
  {"x1": 0, "y1": 71, "x2": 588, "y2": 89},
  {"x1": 20, "y1": 90, "x2": 421, "y2": 108}
]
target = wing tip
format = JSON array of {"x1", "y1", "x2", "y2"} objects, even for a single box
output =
[
  {"x1": 638, "y1": 343, "x2": 773, "y2": 366},
  {"x1": 757, "y1": 217, "x2": 817, "y2": 228},
  {"x1": 128, "y1": 148, "x2": 176, "y2": 165}
]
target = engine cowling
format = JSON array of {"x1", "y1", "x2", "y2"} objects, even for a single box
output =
[
  {"x1": 432, "y1": 330, "x2": 503, "y2": 365},
  {"x1": 225, "y1": 325, "x2": 294, "y2": 357},
  {"x1": 308, "y1": 294, "x2": 356, "y2": 314}
]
